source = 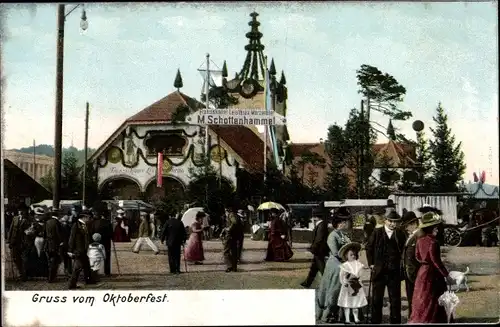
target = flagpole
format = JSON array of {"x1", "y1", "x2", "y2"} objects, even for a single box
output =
[
  {"x1": 263, "y1": 56, "x2": 268, "y2": 184},
  {"x1": 204, "y1": 53, "x2": 210, "y2": 206}
]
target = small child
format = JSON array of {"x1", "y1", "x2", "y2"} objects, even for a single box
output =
[
  {"x1": 87, "y1": 233, "x2": 106, "y2": 282},
  {"x1": 337, "y1": 242, "x2": 368, "y2": 324}
]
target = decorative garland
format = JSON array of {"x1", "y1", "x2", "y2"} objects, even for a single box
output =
[{"x1": 468, "y1": 182, "x2": 499, "y2": 198}]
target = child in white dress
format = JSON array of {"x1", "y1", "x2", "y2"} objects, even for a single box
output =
[
  {"x1": 87, "y1": 233, "x2": 106, "y2": 282},
  {"x1": 337, "y1": 242, "x2": 368, "y2": 324}
]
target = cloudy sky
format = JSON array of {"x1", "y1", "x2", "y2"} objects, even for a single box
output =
[{"x1": 2, "y1": 2, "x2": 498, "y2": 183}]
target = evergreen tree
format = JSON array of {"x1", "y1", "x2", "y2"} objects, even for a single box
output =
[
  {"x1": 174, "y1": 69, "x2": 183, "y2": 90},
  {"x1": 40, "y1": 169, "x2": 54, "y2": 193},
  {"x1": 387, "y1": 120, "x2": 396, "y2": 140},
  {"x1": 323, "y1": 124, "x2": 349, "y2": 200},
  {"x1": 428, "y1": 103, "x2": 466, "y2": 192},
  {"x1": 61, "y1": 151, "x2": 82, "y2": 199}
]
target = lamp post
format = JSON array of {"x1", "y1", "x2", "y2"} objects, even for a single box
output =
[{"x1": 53, "y1": 4, "x2": 88, "y2": 210}]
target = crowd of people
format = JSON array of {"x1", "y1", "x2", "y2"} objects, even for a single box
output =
[{"x1": 302, "y1": 204, "x2": 458, "y2": 324}]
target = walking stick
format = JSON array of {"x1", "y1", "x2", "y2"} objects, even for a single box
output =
[
  {"x1": 182, "y1": 245, "x2": 188, "y2": 273},
  {"x1": 111, "y1": 240, "x2": 121, "y2": 275},
  {"x1": 365, "y1": 267, "x2": 374, "y2": 324}
]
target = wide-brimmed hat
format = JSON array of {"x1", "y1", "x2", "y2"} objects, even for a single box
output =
[
  {"x1": 418, "y1": 204, "x2": 442, "y2": 215},
  {"x1": 116, "y1": 209, "x2": 125, "y2": 215},
  {"x1": 34, "y1": 207, "x2": 45, "y2": 215},
  {"x1": 418, "y1": 212, "x2": 443, "y2": 229},
  {"x1": 385, "y1": 210, "x2": 402, "y2": 221},
  {"x1": 338, "y1": 242, "x2": 362, "y2": 261},
  {"x1": 402, "y1": 211, "x2": 418, "y2": 226},
  {"x1": 372, "y1": 207, "x2": 387, "y2": 215},
  {"x1": 333, "y1": 207, "x2": 352, "y2": 220}
]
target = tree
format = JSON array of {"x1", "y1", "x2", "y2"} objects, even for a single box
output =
[
  {"x1": 400, "y1": 131, "x2": 432, "y2": 192},
  {"x1": 374, "y1": 152, "x2": 400, "y2": 197},
  {"x1": 323, "y1": 124, "x2": 349, "y2": 200},
  {"x1": 61, "y1": 151, "x2": 82, "y2": 199},
  {"x1": 343, "y1": 108, "x2": 377, "y2": 198},
  {"x1": 82, "y1": 162, "x2": 99, "y2": 206},
  {"x1": 428, "y1": 103, "x2": 466, "y2": 192},
  {"x1": 356, "y1": 64, "x2": 412, "y2": 121},
  {"x1": 387, "y1": 119, "x2": 396, "y2": 140},
  {"x1": 40, "y1": 169, "x2": 54, "y2": 193},
  {"x1": 297, "y1": 150, "x2": 326, "y2": 185}
]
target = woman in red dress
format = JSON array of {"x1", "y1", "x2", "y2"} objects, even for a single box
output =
[
  {"x1": 113, "y1": 210, "x2": 131, "y2": 243},
  {"x1": 265, "y1": 208, "x2": 293, "y2": 262},
  {"x1": 409, "y1": 212, "x2": 453, "y2": 324},
  {"x1": 184, "y1": 212, "x2": 205, "y2": 264}
]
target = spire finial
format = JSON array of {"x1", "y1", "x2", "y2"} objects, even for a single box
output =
[
  {"x1": 238, "y1": 12, "x2": 266, "y2": 81},
  {"x1": 222, "y1": 60, "x2": 228, "y2": 78},
  {"x1": 280, "y1": 70, "x2": 286, "y2": 85},
  {"x1": 269, "y1": 58, "x2": 276, "y2": 76},
  {"x1": 174, "y1": 69, "x2": 183, "y2": 90}
]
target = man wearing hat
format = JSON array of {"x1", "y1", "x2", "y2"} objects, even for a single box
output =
[
  {"x1": 223, "y1": 207, "x2": 244, "y2": 272},
  {"x1": 160, "y1": 211, "x2": 187, "y2": 274},
  {"x1": 68, "y1": 210, "x2": 94, "y2": 289},
  {"x1": 301, "y1": 211, "x2": 329, "y2": 288},
  {"x1": 365, "y1": 209, "x2": 407, "y2": 324},
  {"x1": 133, "y1": 211, "x2": 159, "y2": 255},
  {"x1": 45, "y1": 208, "x2": 63, "y2": 283},
  {"x1": 7, "y1": 204, "x2": 32, "y2": 281},
  {"x1": 59, "y1": 214, "x2": 73, "y2": 276},
  {"x1": 401, "y1": 211, "x2": 420, "y2": 319}
]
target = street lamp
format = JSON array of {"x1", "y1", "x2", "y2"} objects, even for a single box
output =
[{"x1": 53, "y1": 4, "x2": 88, "y2": 210}]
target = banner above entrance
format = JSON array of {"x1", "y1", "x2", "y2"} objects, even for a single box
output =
[{"x1": 186, "y1": 109, "x2": 287, "y2": 126}]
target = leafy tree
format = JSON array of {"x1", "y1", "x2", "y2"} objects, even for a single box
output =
[
  {"x1": 40, "y1": 169, "x2": 54, "y2": 193},
  {"x1": 375, "y1": 152, "x2": 400, "y2": 196},
  {"x1": 323, "y1": 124, "x2": 349, "y2": 200},
  {"x1": 356, "y1": 64, "x2": 411, "y2": 121},
  {"x1": 428, "y1": 103, "x2": 466, "y2": 192},
  {"x1": 61, "y1": 151, "x2": 82, "y2": 199}
]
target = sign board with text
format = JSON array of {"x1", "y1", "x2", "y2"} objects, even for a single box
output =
[{"x1": 186, "y1": 109, "x2": 286, "y2": 126}]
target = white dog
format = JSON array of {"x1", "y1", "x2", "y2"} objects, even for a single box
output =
[{"x1": 448, "y1": 266, "x2": 470, "y2": 292}]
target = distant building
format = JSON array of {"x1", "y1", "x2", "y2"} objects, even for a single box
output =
[
  {"x1": 4, "y1": 150, "x2": 54, "y2": 184},
  {"x1": 287, "y1": 139, "x2": 416, "y2": 189}
]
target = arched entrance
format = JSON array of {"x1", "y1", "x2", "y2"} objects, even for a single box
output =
[
  {"x1": 144, "y1": 176, "x2": 186, "y2": 202},
  {"x1": 100, "y1": 177, "x2": 142, "y2": 200}
]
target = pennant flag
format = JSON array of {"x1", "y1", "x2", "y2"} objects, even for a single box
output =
[{"x1": 157, "y1": 152, "x2": 163, "y2": 188}]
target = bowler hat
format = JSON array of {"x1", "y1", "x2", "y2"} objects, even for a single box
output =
[
  {"x1": 419, "y1": 212, "x2": 443, "y2": 229},
  {"x1": 372, "y1": 207, "x2": 387, "y2": 215},
  {"x1": 338, "y1": 242, "x2": 362, "y2": 261},
  {"x1": 418, "y1": 204, "x2": 442, "y2": 215},
  {"x1": 402, "y1": 211, "x2": 418, "y2": 226},
  {"x1": 385, "y1": 210, "x2": 401, "y2": 221},
  {"x1": 333, "y1": 207, "x2": 352, "y2": 220}
]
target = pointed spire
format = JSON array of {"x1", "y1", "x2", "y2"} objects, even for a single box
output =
[
  {"x1": 222, "y1": 60, "x2": 228, "y2": 78},
  {"x1": 269, "y1": 58, "x2": 276, "y2": 76},
  {"x1": 387, "y1": 119, "x2": 396, "y2": 141},
  {"x1": 238, "y1": 12, "x2": 266, "y2": 80},
  {"x1": 280, "y1": 71, "x2": 286, "y2": 85},
  {"x1": 174, "y1": 69, "x2": 183, "y2": 90}
]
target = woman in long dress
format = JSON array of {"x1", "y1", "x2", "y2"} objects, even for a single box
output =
[
  {"x1": 316, "y1": 207, "x2": 352, "y2": 323},
  {"x1": 113, "y1": 217, "x2": 131, "y2": 242},
  {"x1": 409, "y1": 212, "x2": 453, "y2": 324},
  {"x1": 265, "y1": 209, "x2": 293, "y2": 262},
  {"x1": 184, "y1": 212, "x2": 205, "y2": 264}
]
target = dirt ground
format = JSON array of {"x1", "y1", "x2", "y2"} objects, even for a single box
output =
[{"x1": 4, "y1": 237, "x2": 499, "y2": 324}]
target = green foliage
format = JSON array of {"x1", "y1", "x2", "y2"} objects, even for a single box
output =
[
  {"x1": 82, "y1": 162, "x2": 99, "y2": 206},
  {"x1": 297, "y1": 150, "x2": 326, "y2": 185},
  {"x1": 400, "y1": 131, "x2": 433, "y2": 192},
  {"x1": 61, "y1": 151, "x2": 82, "y2": 199},
  {"x1": 171, "y1": 104, "x2": 191, "y2": 124},
  {"x1": 356, "y1": 64, "x2": 411, "y2": 121},
  {"x1": 174, "y1": 69, "x2": 183, "y2": 89},
  {"x1": 200, "y1": 86, "x2": 239, "y2": 109},
  {"x1": 428, "y1": 103, "x2": 466, "y2": 192},
  {"x1": 40, "y1": 168, "x2": 54, "y2": 193},
  {"x1": 323, "y1": 124, "x2": 349, "y2": 200},
  {"x1": 343, "y1": 108, "x2": 376, "y2": 198}
]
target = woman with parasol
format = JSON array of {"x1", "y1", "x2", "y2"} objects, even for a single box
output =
[
  {"x1": 264, "y1": 207, "x2": 293, "y2": 262},
  {"x1": 409, "y1": 211, "x2": 454, "y2": 323}
]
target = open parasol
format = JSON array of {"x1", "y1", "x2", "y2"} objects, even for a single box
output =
[
  {"x1": 257, "y1": 202, "x2": 285, "y2": 211},
  {"x1": 438, "y1": 286, "x2": 460, "y2": 323}
]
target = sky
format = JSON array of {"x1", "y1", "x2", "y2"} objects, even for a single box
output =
[{"x1": 1, "y1": 2, "x2": 498, "y2": 184}]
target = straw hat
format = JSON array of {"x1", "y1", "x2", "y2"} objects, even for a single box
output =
[
  {"x1": 418, "y1": 212, "x2": 443, "y2": 229},
  {"x1": 338, "y1": 242, "x2": 363, "y2": 261}
]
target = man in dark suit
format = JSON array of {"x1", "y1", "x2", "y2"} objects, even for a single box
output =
[
  {"x1": 7, "y1": 205, "x2": 32, "y2": 281},
  {"x1": 160, "y1": 213, "x2": 187, "y2": 274},
  {"x1": 224, "y1": 207, "x2": 244, "y2": 272},
  {"x1": 301, "y1": 213, "x2": 329, "y2": 288},
  {"x1": 401, "y1": 211, "x2": 420, "y2": 319},
  {"x1": 68, "y1": 210, "x2": 93, "y2": 289},
  {"x1": 92, "y1": 208, "x2": 113, "y2": 276},
  {"x1": 45, "y1": 208, "x2": 63, "y2": 283},
  {"x1": 366, "y1": 210, "x2": 407, "y2": 324}
]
